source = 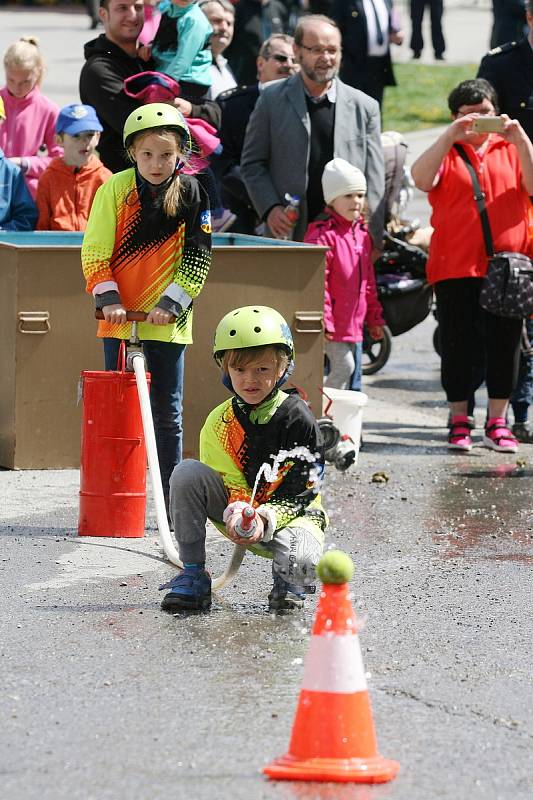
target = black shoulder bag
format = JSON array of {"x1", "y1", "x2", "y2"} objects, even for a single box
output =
[{"x1": 454, "y1": 143, "x2": 533, "y2": 318}]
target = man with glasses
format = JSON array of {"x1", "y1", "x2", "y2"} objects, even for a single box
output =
[
  {"x1": 241, "y1": 14, "x2": 385, "y2": 244},
  {"x1": 216, "y1": 34, "x2": 297, "y2": 234}
]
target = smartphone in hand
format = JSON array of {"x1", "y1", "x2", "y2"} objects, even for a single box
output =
[{"x1": 471, "y1": 116, "x2": 505, "y2": 133}]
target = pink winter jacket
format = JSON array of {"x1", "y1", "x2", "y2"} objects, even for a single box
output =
[
  {"x1": 304, "y1": 210, "x2": 384, "y2": 343},
  {"x1": 0, "y1": 86, "x2": 62, "y2": 199}
]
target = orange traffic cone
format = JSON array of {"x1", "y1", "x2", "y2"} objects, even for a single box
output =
[{"x1": 263, "y1": 581, "x2": 400, "y2": 783}]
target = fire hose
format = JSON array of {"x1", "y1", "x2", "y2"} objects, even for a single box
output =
[{"x1": 95, "y1": 310, "x2": 245, "y2": 590}]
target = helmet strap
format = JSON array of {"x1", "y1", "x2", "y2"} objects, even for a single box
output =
[{"x1": 175, "y1": 131, "x2": 193, "y2": 172}]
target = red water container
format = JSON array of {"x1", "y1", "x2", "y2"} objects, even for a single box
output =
[{"x1": 78, "y1": 343, "x2": 150, "y2": 537}]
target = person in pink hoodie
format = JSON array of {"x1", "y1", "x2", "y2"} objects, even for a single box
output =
[
  {"x1": 0, "y1": 37, "x2": 63, "y2": 200},
  {"x1": 304, "y1": 158, "x2": 385, "y2": 391}
]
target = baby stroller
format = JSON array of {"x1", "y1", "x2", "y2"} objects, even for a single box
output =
[{"x1": 363, "y1": 132, "x2": 433, "y2": 375}]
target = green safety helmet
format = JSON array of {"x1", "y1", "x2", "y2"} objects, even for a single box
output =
[
  {"x1": 213, "y1": 306, "x2": 294, "y2": 363},
  {"x1": 123, "y1": 102, "x2": 189, "y2": 147}
]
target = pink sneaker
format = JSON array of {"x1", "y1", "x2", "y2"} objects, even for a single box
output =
[
  {"x1": 448, "y1": 415, "x2": 473, "y2": 451},
  {"x1": 483, "y1": 418, "x2": 518, "y2": 453}
]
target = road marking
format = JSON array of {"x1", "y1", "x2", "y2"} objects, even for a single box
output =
[{"x1": 26, "y1": 523, "x2": 231, "y2": 589}]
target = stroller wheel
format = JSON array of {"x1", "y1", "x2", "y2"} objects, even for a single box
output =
[{"x1": 362, "y1": 325, "x2": 392, "y2": 375}]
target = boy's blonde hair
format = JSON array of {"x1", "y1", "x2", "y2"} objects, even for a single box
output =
[
  {"x1": 3, "y1": 37, "x2": 44, "y2": 84},
  {"x1": 222, "y1": 345, "x2": 289, "y2": 375},
  {"x1": 128, "y1": 127, "x2": 189, "y2": 217}
]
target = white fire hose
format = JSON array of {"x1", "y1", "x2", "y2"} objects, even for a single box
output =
[{"x1": 131, "y1": 350, "x2": 246, "y2": 590}]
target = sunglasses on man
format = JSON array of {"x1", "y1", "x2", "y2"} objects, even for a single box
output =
[{"x1": 269, "y1": 53, "x2": 295, "y2": 64}]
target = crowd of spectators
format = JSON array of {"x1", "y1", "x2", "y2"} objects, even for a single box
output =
[{"x1": 0, "y1": 0, "x2": 531, "y2": 447}]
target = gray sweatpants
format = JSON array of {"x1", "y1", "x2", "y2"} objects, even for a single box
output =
[
  {"x1": 325, "y1": 340, "x2": 354, "y2": 390},
  {"x1": 169, "y1": 459, "x2": 321, "y2": 586}
]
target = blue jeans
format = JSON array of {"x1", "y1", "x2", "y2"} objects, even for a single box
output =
[
  {"x1": 511, "y1": 318, "x2": 533, "y2": 423},
  {"x1": 349, "y1": 342, "x2": 363, "y2": 392},
  {"x1": 103, "y1": 338, "x2": 186, "y2": 501}
]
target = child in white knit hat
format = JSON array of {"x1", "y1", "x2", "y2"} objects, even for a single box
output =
[{"x1": 304, "y1": 157, "x2": 384, "y2": 391}]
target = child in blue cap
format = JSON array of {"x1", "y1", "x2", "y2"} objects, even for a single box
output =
[{"x1": 36, "y1": 103, "x2": 111, "y2": 231}]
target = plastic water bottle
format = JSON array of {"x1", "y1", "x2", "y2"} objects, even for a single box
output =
[
  {"x1": 282, "y1": 193, "x2": 300, "y2": 240},
  {"x1": 234, "y1": 505, "x2": 257, "y2": 538}
]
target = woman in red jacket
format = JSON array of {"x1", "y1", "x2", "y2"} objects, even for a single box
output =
[{"x1": 412, "y1": 78, "x2": 533, "y2": 453}]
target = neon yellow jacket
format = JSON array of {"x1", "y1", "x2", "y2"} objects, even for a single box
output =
[
  {"x1": 200, "y1": 390, "x2": 327, "y2": 554},
  {"x1": 81, "y1": 169, "x2": 211, "y2": 343}
]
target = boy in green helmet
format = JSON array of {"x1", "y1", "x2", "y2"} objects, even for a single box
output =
[{"x1": 160, "y1": 305, "x2": 327, "y2": 613}]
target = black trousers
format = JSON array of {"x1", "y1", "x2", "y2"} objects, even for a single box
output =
[
  {"x1": 434, "y1": 277, "x2": 522, "y2": 402},
  {"x1": 410, "y1": 0, "x2": 445, "y2": 56}
]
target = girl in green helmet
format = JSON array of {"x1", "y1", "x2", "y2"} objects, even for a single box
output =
[
  {"x1": 81, "y1": 102, "x2": 212, "y2": 509},
  {"x1": 159, "y1": 305, "x2": 328, "y2": 614}
]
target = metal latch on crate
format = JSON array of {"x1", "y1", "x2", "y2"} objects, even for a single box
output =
[
  {"x1": 294, "y1": 311, "x2": 323, "y2": 333},
  {"x1": 17, "y1": 311, "x2": 51, "y2": 334}
]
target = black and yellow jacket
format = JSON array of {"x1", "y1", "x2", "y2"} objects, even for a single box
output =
[{"x1": 200, "y1": 389, "x2": 328, "y2": 552}]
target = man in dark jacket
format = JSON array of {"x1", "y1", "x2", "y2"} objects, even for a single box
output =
[
  {"x1": 216, "y1": 33, "x2": 296, "y2": 233},
  {"x1": 478, "y1": 0, "x2": 533, "y2": 444},
  {"x1": 490, "y1": 0, "x2": 527, "y2": 48},
  {"x1": 332, "y1": 0, "x2": 403, "y2": 107},
  {"x1": 478, "y1": 2, "x2": 533, "y2": 141},
  {"x1": 226, "y1": 0, "x2": 287, "y2": 85},
  {"x1": 79, "y1": 0, "x2": 221, "y2": 173}
]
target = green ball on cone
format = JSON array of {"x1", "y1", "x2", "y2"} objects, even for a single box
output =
[{"x1": 316, "y1": 550, "x2": 354, "y2": 584}]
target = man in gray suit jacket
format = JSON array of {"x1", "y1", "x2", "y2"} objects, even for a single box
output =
[{"x1": 241, "y1": 14, "x2": 385, "y2": 245}]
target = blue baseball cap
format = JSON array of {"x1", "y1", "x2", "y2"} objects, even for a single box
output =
[{"x1": 56, "y1": 104, "x2": 103, "y2": 135}]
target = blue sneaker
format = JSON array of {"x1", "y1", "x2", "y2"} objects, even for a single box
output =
[
  {"x1": 159, "y1": 567, "x2": 211, "y2": 612},
  {"x1": 268, "y1": 575, "x2": 309, "y2": 613}
]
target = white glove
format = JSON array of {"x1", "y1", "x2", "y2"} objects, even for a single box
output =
[{"x1": 222, "y1": 500, "x2": 250, "y2": 526}]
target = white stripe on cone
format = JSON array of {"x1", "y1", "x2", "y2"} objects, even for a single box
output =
[{"x1": 301, "y1": 634, "x2": 368, "y2": 694}]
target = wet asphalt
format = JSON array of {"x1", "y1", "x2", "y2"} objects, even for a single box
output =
[
  {"x1": 2, "y1": 315, "x2": 532, "y2": 800},
  {"x1": 1, "y1": 4, "x2": 532, "y2": 798}
]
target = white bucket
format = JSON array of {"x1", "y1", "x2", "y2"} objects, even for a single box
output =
[{"x1": 323, "y1": 388, "x2": 368, "y2": 456}]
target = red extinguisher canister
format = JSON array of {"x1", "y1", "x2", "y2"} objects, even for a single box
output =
[{"x1": 78, "y1": 342, "x2": 150, "y2": 538}]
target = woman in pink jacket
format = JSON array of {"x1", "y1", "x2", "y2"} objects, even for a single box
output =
[
  {"x1": 305, "y1": 158, "x2": 384, "y2": 391},
  {"x1": 0, "y1": 37, "x2": 62, "y2": 199}
]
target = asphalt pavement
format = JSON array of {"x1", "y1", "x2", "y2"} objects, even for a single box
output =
[
  {"x1": 1, "y1": 5, "x2": 532, "y2": 800},
  {"x1": 2, "y1": 314, "x2": 532, "y2": 800}
]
